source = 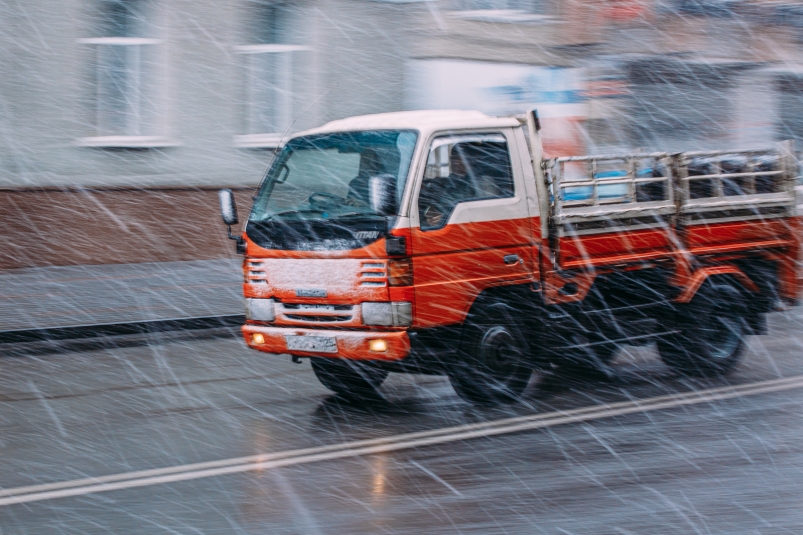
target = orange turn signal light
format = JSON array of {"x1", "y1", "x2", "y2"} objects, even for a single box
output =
[
  {"x1": 368, "y1": 339, "x2": 388, "y2": 352},
  {"x1": 388, "y1": 258, "x2": 413, "y2": 286},
  {"x1": 251, "y1": 333, "x2": 266, "y2": 345}
]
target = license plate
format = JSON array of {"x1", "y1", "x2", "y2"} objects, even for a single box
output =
[{"x1": 285, "y1": 335, "x2": 337, "y2": 353}]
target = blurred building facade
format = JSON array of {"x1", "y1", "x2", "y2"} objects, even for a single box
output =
[{"x1": 1, "y1": 0, "x2": 803, "y2": 266}]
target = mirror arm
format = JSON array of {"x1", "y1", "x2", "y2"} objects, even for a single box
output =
[
  {"x1": 226, "y1": 225, "x2": 238, "y2": 240},
  {"x1": 226, "y1": 225, "x2": 246, "y2": 254}
]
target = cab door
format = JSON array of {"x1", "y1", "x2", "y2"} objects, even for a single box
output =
[{"x1": 410, "y1": 130, "x2": 536, "y2": 328}]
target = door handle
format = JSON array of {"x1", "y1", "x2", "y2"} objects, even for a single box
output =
[{"x1": 503, "y1": 254, "x2": 521, "y2": 265}]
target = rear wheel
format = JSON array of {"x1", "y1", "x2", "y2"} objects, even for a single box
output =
[
  {"x1": 448, "y1": 302, "x2": 533, "y2": 404},
  {"x1": 657, "y1": 283, "x2": 746, "y2": 377},
  {"x1": 311, "y1": 358, "x2": 389, "y2": 400}
]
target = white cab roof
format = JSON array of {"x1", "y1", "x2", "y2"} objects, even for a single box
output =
[{"x1": 293, "y1": 110, "x2": 521, "y2": 140}]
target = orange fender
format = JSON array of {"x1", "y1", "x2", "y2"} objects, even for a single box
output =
[{"x1": 675, "y1": 266, "x2": 759, "y2": 304}]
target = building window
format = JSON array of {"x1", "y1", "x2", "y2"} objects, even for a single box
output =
[
  {"x1": 625, "y1": 60, "x2": 734, "y2": 150},
  {"x1": 234, "y1": 2, "x2": 309, "y2": 148},
  {"x1": 78, "y1": 0, "x2": 172, "y2": 148},
  {"x1": 453, "y1": 0, "x2": 540, "y2": 8},
  {"x1": 450, "y1": 0, "x2": 550, "y2": 20},
  {"x1": 777, "y1": 76, "x2": 803, "y2": 142}
]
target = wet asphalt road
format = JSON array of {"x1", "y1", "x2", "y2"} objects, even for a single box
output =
[{"x1": 3, "y1": 308, "x2": 803, "y2": 534}]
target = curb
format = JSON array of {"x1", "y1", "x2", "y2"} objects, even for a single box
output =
[{"x1": 0, "y1": 315, "x2": 245, "y2": 345}]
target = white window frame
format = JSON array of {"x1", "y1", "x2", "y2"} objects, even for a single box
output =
[
  {"x1": 449, "y1": 0, "x2": 551, "y2": 22},
  {"x1": 76, "y1": 37, "x2": 176, "y2": 148},
  {"x1": 414, "y1": 130, "x2": 525, "y2": 230},
  {"x1": 233, "y1": 44, "x2": 310, "y2": 149}
]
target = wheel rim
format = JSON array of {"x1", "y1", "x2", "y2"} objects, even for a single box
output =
[
  {"x1": 704, "y1": 313, "x2": 741, "y2": 360},
  {"x1": 478, "y1": 326, "x2": 521, "y2": 382}
]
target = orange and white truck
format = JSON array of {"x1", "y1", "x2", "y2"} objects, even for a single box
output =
[{"x1": 218, "y1": 109, "x2": 800, "y2": 404}]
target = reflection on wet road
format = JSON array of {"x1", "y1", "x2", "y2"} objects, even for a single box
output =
[{"x1": 3, "y1": 308, "x2": 803, "y2": 533}]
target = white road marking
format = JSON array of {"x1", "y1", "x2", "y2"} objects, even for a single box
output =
[{"x1": 3, "y1": 374, "x2": 803, "y2": 507}]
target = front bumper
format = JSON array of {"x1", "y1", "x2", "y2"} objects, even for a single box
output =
[{"x1": 242, "y1": 324, "x2": 411, "y2": 361}]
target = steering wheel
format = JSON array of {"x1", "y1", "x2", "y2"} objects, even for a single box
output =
[{"x1": 308, "y1": 192, "x2": 344, "y2": 209}]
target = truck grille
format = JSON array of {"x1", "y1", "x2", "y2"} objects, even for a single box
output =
[
  {"x1": 360, "y1": 261, "x2": 387, "y2": 287},
  {"x1": 284, "y1": 314, "x2": 352, "y2": 322},
  {"x1": 245, "y1": 259, "x2": 387, "y2": 287},
  {"x1": 245, "y1": 260, "x2": 267, "y2": 284},
  {"x1": 279, "y1": 303, "x2": 354, "y2": 323}
]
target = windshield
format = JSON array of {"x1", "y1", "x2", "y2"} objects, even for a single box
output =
[
  {"x1": 247, "y1": 130, "x2": 418, "y2": 251},
  {"x1": 251, "y1": 130, "x2": 418, "y2": 222}
]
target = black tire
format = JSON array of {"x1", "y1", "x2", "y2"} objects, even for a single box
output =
[
  {"x1": 448, "y1": 302, "x2": 533, "y2": 404},
  {"x1": 657, "y1": 282, "x2": 746, "y2": 377},
  {"x1": 311, "y1": 358, "x2": 389, "y2": 400}
]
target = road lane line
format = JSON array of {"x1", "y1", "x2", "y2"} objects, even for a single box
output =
[
  {"x1": 7, "y1": 374, "x2": 802, "y2": 498},
  {"x1": 3, "y1": 374, "x2": 803, "y2": 507}
]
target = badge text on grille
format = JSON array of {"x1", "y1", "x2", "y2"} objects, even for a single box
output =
[
  {"x1": 295, "y1": 289, "x2": 327, "y2": 298},
  {"x1": 355, "y1": 231, "x2": 379, "y2": 239}
]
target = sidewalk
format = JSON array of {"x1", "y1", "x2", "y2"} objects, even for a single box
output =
[
  {"x1": 0, "y1": 259, "x2": 243, "y2": 332},
  {"x1": 2, "y1": 257, "x2": 800, "y2": 335}
]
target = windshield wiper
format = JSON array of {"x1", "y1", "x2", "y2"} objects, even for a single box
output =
[
  {"x1": 261, "y1": 209, "x2": 323, "y2": 222},
  {"x1": 331, "y1": 211, "x2": 377, "y2": 219}
]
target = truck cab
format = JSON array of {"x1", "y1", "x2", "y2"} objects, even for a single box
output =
[{"x1": 234, "y1": 111, "x2": 536, "y2": 351}]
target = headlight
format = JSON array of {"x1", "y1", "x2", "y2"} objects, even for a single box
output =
[
  {"x1": 245, "y1": 298, "x2": 275, "y2": 322},
  {"x1": 362, "y1": 302, "x2": 412, "y2": 326}
]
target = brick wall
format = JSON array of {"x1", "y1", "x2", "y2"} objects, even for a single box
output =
[{"x1": 0, "y1": 187, "x2": 254, "y2": 270}]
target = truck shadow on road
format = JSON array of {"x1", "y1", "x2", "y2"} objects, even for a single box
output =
[{"x1": 306, "y1": 355, "x2": 742, "y2": 441}]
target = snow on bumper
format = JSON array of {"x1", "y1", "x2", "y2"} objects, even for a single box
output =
[{"x1": 242, "y1": 324, "x2": 411, "y2": 361}]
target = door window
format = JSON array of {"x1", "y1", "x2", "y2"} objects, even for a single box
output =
[{"x1": 418, "y1": 134, "x2": 514, "y2": 230}]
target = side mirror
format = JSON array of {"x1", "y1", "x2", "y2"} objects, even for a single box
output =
[
  {"x1": 368, "y1": 174, "x2": 397, "y2": 216},
  {"x1": 219, "y1": 189, "x2": 238, "y2": 226},
  {"x1": 219, "y1": 189, "x2": 245, "y2": 254}
]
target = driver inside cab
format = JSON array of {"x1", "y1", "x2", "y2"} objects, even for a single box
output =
[
  {"x1": 344, "y1": 149, "x2": 382, "y2": 207},
  {"x1": 419, "y1": 147, "x2": 471, "y2": 229}
]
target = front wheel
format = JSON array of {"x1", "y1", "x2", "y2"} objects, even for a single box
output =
[
  {"x1": 311, "y1": 358, "x2": 389, "y2": 400},
  {"x1": 657, "y1": 284, "x2": 746, "y2": 377},
  {"x1": 448, "y1": 303, "x2": 533, "y2": 404}
]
